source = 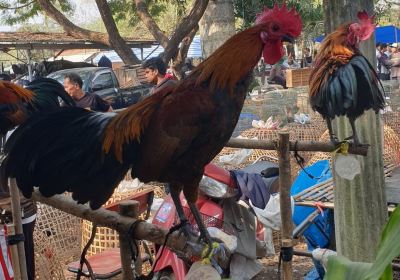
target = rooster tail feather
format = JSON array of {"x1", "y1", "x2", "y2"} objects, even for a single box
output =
[
  {"x1": 2, "y1": 107, "x2": 130, "y2": 209},
  {"x1": 103, "y1": 88, "x2": 172, "y2": 162},
  {"x1": 0, "y1": 81, "x2": 35, "y2": 103},
  {"x1": 26, "y1": 78, "x2": 75, "y2": 111}
]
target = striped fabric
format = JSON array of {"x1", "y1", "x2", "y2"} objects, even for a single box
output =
[{"x1": 0, "y1": 225, "x2": 14, "y2": 280}]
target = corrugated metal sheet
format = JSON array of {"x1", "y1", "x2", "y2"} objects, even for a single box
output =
[{"x1": 92, "y1": 35, "x2": 203, "y2": 63}]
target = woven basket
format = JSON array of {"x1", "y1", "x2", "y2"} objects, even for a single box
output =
[
  {"x1": 34, "y1": 202, "x2": 82, "y2": 279},
  {"x1": 382, "y1": 112, "x2": 400, "y2": 136},
  {"x1": 383, "y1": 125, "x2": 400, "y2": 166}
]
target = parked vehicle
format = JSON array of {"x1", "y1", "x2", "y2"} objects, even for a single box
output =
[
  {"x1": 47, "y1": 67, "x2": 151, "y2": 109},
  {"x1": 151, "y1": 160, "x2": 280, "y2": 280}
]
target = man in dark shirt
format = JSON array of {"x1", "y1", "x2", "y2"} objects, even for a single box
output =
[
  {"x1": 63, "y1": 73, "x2": 112, "y2": 112},
  {"x1": 142, "y1": 57, "x2": 177, "y2": 96}
]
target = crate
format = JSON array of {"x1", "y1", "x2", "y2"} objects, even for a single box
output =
[{"x1": 286, "y1": 68, "x2": 312, "y2": 88}]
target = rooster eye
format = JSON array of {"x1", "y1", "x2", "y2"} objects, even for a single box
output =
[{"x1": 272, "y1": 24, "x2": 280, "y2": 32}]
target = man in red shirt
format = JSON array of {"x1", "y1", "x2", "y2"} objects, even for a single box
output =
[{"x1": 142, "y1": 57, "x2": 177, "y2": 95}]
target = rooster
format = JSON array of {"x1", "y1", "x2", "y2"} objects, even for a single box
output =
[
  {"x1": 0, "y1": 78, "x2": 75, "y2": 136},
  {"x1": 309, "y1": 11, "x2": 385, "y2": 145},
  {"x1": 2, "y1": 4, "x2": 301, "y2": 246}
]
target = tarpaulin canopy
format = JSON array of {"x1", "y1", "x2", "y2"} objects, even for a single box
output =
[{"x1": 315, "y1": 25, "x2": 400, "y2": 44}]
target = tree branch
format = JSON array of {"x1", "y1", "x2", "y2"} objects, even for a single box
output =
[
  {"x1": 0, "y1": 0, "x2": 35, "y2": 10},
  {"x1": 134, "y1": 0, "x2": 209, "y2": 63},
  {"x1": 383, "y1": 0, "x2": 400, "y2": 6},
  {"x1": 163, "y1": 0, "x2": 209, "y2": 63},
  {"x1": 37, "y1": 0, "x2": 109, "y2": 44},
  {"x1": 95, "y1": 0, "x2": 140, "y2": 64},
  {"x1": 134, "y1": 0, "x2": 169, "y2": 47}
]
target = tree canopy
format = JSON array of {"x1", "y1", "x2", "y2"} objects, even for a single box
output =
[{"x1": 0, "y1": 0, "x2": 209, "y2": 66}]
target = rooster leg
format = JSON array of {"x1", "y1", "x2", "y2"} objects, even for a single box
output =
[
  {"x1": 170, "y1": 185, "x2": 194, "y2": 237},
  {"x1": 349, "y1": 118, "x2": 360, "y2": 146},
  {"x1": 325, "y1": 118, "x2": 339, "y2": 144},
  {"x1": 187, "y1": 201, "x2": 213, "y2": 255}
]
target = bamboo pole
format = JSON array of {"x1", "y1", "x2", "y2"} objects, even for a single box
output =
[
  {"x1": 118, "y1": 201, "x2": 140, "y2": 279},
  {"x1": 277, "y1": 132, "x2": 294, "y2": 280},
  {"x1": 9, "y1": 178, "x2": 28, "y2": 280},
  {"x1": 226, "y1": 138, "x2": 368, "y2": 156},
  {"x1": 31, "y1": 190, "x2": 231, "y2": 269}
]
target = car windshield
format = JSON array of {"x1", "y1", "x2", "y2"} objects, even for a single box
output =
[{"x1": 47, "y1": 69, "x2": 92, "y2": 88}]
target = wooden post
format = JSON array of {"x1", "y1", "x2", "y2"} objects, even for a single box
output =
[
  {"x1": 119, "y1": 201, "x2": 141, "y2": 279},
  {"x1": 277, "y1": 132, "x2": 294, "y2": 280},
  {"x1": 7, "y1": 224, "x2": 21, "y2": 280},
  {"x1": 324, "y1": 0, "x2": 387, "y2": 262},
  {"x1": 9, "y1": 178, "x2": 28, "y2": 280}
]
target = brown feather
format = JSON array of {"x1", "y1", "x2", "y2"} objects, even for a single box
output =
[
  {"x1": 0, "y1": 81, "x2": 35, "y2": 104},
  {"x1": 309, "y1": 24, "x2": 354, "y2": 98},
  {"x1": 103, "y1": 26, "x2": 264, "y2": 162},
  {"x1": 191, "y1": 25, "x2": 264, "y2": 94},
  {"x1": 102, "y1": 87, "x2": 172, "y2": 162}
]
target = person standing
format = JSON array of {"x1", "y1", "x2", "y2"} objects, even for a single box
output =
[
  {"x1": 390, "y1": 46, "x2": 400, "y2": 81},
  {"x1": 142, "y1": 57, "x2": 177, "y2": 95},
  {"x1": 63, "y1": 73, "x2": 112, "y2": 112}
]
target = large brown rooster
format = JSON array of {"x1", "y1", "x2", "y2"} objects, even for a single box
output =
[
  {"x1": 309, "y1": 11, "x2": 385, "y2": 145},
  {"x1": 2, "y1": 4, "x2": 301, "y2": 245},
  {"x1": 0, "y1": 78, "x2": 75, "y2": 136}
]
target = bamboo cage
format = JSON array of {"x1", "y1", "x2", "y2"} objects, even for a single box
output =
[{"x1": 34, "y1": 202, "x2": 82, "y2": 279}]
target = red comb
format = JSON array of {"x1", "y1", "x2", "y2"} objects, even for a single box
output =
[
  {"x1": 357, "y1": 10, "x2": 375, "y2": 23},
  {"x1": 255, "y1": 2, "x2": 302, "y2": 37},
  {"x1": 352, "y1": 10, "x2": 376, "y2": 41}
]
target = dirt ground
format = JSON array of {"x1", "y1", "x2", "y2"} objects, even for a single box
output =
[
  {"x1": 253, "y1": 243, "x2": 314, "y2": 280},
  {"x1": 64, "y1": 242, "x2": 313, "y2": 280}
]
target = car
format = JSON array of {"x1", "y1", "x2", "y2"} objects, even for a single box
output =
[{"x1": 47, "y1": 67, "x2": 151, "y2": 109}]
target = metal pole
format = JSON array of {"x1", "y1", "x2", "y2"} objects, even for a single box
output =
[
  {"x1": 26, "y1": 50, "x2": 32, "y2": 82},
  {"x1": 277, "y1": 132, "x2": 294, "y2": 280},
  {"x1": 9, "y1": 178, "x2": 28, "y2": 280}
]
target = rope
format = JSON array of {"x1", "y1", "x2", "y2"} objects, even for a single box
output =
[
  {"x1": 139, "y1": 220, "x2": 189, "y2": 280},
  {"x1": 292, "y1": 140, "x2": 324, "y2": 180},
  {"x1": 76, "y1": 223, "x2": 97, "y2": 280}
]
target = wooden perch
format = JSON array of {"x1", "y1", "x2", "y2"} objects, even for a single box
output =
[
  {"x1": 31, "y1": 190, "x2": 231, "y2": 269},
  {"x1": 226, "y1": 138, "x2": 368, "y2": 156}
]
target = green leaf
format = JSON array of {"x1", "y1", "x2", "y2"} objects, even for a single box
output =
[
  {"x1": 363, "y1": 206, "x2": 400, "y2": 280},
  {"x1": 324, "y1": 205, "x2": 400, "y2": 280},
  {"x1": 324, "y1": 255, "x2": 371, "y2": 280}
]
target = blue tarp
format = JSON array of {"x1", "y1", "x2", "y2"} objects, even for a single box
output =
[
  {"x1": 291, "y1": 160, "x2": 333, "y2": 249},
  {"x1": 315, "y1": 25, "x2": 400, "y2": 44}
]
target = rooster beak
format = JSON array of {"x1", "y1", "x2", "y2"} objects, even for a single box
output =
[{"x1": 282, "y1": 34, "x2": 294, "y2": 43}]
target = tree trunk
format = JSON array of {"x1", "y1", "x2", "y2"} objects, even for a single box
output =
[
  {"x1": 95, "y1": 0, "x2": 140, "y2": 65},
  {"x1": 199, "y1": 0, "x2": 236, "y2": 58},
  {"x1": 135, "y1": 0, "x2": 209, "y2": 65},
  {"x1": 324, "y1": 0, "x2": 387, "y2": 262},
  {"x1": 37, "y1": 0, "x2": 140, "y2": 65}
]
